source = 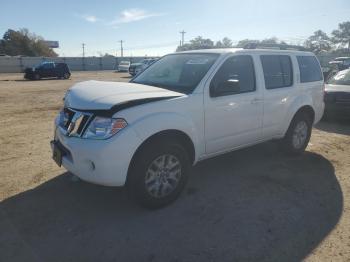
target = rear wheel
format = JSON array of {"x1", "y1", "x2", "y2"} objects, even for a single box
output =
[
  {"x1": 127, "y1": 140, "x2": 190, "y2": 209},
  {"x1": 34, "y1": 73, "x2": 40, "y2": 80},
  {"x1": 282, "y1": 113, "x2": 312, "y2": 155}
]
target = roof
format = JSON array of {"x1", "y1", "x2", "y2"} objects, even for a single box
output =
[{"x1": 177, "y1": 48, "x2": 314, "y2": 56}]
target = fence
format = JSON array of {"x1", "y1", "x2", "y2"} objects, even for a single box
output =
[
  {"x1": 0, "y1": 56, "x2": 149, "y2": 73},
  {"x1": 0, "y1": 54, "x2": 345, "y2": 73}
]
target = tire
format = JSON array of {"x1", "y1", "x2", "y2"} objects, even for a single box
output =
[
  {"x1": 62, "y1": 73, "x2": 70, "y2": 79},
  {"x1": 127, "y1": 139, "x2": 190, "y2": 209},
  {"x1": 281, "y1": 113, "x2": 312, "y2": 155},
  {"x1": 34, "y1": 73, "x2": 40, "y2": 80}
]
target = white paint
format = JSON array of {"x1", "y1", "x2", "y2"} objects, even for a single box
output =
[{"x1": 53, "y1": 48, "x2": 325, "y2": 186}]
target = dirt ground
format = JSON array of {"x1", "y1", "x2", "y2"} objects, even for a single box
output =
[{"x1": 0, "y1": 71, "x2": 349, "y2": 262}]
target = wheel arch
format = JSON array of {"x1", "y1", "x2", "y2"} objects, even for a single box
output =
[
  {"x1": 131, "y1": 129, "x2": 195, "y2": 164},
  {"x1": 293, "y1": 105, "x2": 315, "y2": 123},
  {"x1": 127, "y1": 129, "x2": 196, "y2": 181},
  {"x1": 283, "y1": 104, "x2": 315, "y2": 137}
]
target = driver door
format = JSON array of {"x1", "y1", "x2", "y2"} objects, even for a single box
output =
[{"x1": 204, "y1": 55, "x2": 263, "y2": 155}]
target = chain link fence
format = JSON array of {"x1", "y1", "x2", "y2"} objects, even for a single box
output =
[{"x1": 0, "y1": 56, "x2": 149, "y2": 73}]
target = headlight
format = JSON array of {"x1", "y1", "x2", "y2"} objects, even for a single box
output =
[{"x1": 83, "y1": 117, "x2": 127, "y2": 140}]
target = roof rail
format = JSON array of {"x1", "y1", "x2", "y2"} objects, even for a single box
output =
[{"x1": 243, "y1": 43, "x2": 308, "y2": 51}]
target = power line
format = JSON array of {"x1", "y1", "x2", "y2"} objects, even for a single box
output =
[{"x1": 180, "y1": 30, "x2": 186, "y2": 46}]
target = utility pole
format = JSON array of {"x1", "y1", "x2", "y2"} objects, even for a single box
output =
[
  {"x1": 82, "y1": 43, "x2": 85, "y2": 57},
  {"x1": 119, "y1": 40, "x2": 124, "y2": 57},
  {"x1": 180, "y1": 30, "x2": 186, "y2": 46},
  {"x1": 82, "y1": 43, "x2": 86, "y2": 71}
]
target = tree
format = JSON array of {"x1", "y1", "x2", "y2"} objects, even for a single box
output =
[
  {"x1": 176, "y1": 36, "x2": 215, "y2": 51},
  {"x1": 236, "y1": 39, "x2": 259, "y2": 47},
  {"x1": 236, "y1": 37, "x2": 286, "y2": 48},
  {"x1": 260, "y1": 37, "x2": 279, "y2": 45},
  {"x1": 0, "y1": 28, "x2": 57, "y2": 57},
  {"x1": 216, "y1": 37, "x2": 233, "y2": 48},
  {"x1": 304, "y1": 30, "x2": 332, "y2": 54},
  {"x1": 332, "y1": 21, "x2": 350, "y2": 52}
]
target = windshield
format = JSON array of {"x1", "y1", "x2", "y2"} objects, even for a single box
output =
[
  {"x1": 132, "y1": 53, "x2": 219, "y2": 94},
  {"x1": 120, "y1": 62, "x2": 129, "y2": 65},
  {"x1": 328, "y1": 69, "x2": 350, "y2": 86}
]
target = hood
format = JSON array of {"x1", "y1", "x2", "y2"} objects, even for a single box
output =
[
  {"x1": 64, "y1": 80, "x2": 183, "y2": 111},
  {"x1": 325, "y1": 84, "x2": 350, "y2": 93}
]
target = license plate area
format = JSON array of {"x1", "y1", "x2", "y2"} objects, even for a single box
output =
[{"x1": 51, "y1": 141, "x2": 63, "y2": 166}]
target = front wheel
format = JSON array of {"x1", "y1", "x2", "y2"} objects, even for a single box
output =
[
  {"x1": 127, "y1": 140, "x2": 190, "y2": 209},
  {"x1": 281, "y1": 113, "x2": 312, "y2": 155},
  {"x1": 62, "y1": 72, "x2": 70, "y2": 79},
  {"x1": 34, "y1": 73, "x2": 40, "y2": 80}
]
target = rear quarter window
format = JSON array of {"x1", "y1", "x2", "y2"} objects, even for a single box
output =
[{"x1": 297, "y1": 56, "x2": 323, "y2": 83}]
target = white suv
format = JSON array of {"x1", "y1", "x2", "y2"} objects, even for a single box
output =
[{"x1": 51, "y1": 48, "x2": 324, "y2": 208}]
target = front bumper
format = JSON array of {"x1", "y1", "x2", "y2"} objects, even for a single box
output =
[
  {"x1": 324, "y1": 102, "x2": 350, "y2": 118},
  {"x1": 51, "y1": 123, "x2": 142, "y2": 187}
]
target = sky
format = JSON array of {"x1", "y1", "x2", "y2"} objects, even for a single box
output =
[{"x1": 1, "y1": 0, "x2": 349, "y2": 57}]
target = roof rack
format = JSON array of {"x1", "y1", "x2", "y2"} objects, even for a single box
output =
[{"x1": 243, "y1": 43, "x2": 308, "y2": 51}]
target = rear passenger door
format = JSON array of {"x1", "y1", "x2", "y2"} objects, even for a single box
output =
[
  {"x1": 204, "y1": 55, "x2": 263, "y2": 155},
  {"x1": 260, "y1": 55, "x2": 296, "y2": 138}
]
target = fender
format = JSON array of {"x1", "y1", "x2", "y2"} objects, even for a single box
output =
[
  {"x1": 281, "y1": 95, "x2": 314, "y2": 136},
  {"x1": 129, "y1": 112, "x2": 202, "y2": 163}
]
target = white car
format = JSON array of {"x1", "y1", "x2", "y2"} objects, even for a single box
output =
[
  {"x1": 117, "y1": 61, "x2": 130, "y2": 72},
  {"x1": 52, "y1": 48, "x2": 324, "y2": 208}
]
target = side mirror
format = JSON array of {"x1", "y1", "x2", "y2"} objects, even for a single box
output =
[{"x1": 211, "y1": 79, "x2": 240, "y2": 97}]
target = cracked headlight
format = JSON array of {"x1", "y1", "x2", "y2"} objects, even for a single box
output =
[{"x1": 83, "y1": 117, "x2": 127, "y2": 140}]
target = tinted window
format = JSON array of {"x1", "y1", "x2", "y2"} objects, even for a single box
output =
[
  {"x1": 261, "y1": 55, "x2": 293, "y2": 89},
  {"x1": 210, "y1": 55, "x2": 256, "y2": 97},
  {"x1": 297, "y1": 56, "x2": 323, "y2": 82},
  {"x1": 42, "y1": 63, "x2": 54, "y2": 69}
]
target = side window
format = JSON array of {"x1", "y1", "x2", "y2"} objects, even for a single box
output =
[
  {"x1": 261, "y1": 55, "x2": 293, "y2": 89},
  {"x1": 297, "y1": 56, "x2": 323, "y2": 82},
  {"x1": 43, "y1": 63, "x2": 54, "y2": 69},
  {"x1": 210, "y1": 55, "x2": 256, "y2": 97}
]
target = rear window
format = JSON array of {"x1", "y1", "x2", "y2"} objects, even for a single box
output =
[
  {"x1": 297, "y1": 56, "x2": 323, "y2": 83},
  {"x1": 261, "y1": 55, "x2": 293, "y2": 89}
]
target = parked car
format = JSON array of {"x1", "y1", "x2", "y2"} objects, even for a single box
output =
[
  {"x1": 329, "y1": 57, "x2": 350, "y2": 71},
  {"x1": 129, "y1": 58, "x2": 157, "y2": 76},
  {"x1": 324, "y1": 69, "x2": 350, "y2": 119},
  {"x1": 24, "y1": 62, "x2": 71, "y2": 80},
  {"x1": 51, "y1": 48, "x2": 324, "y2": 208},
  {"x1": 117, "y1": 61, "x2": 131, "y2": 72}
]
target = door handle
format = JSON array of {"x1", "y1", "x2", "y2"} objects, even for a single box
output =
[{"x1": 251, "y1": 98, "x2": 263, "y2": 104}]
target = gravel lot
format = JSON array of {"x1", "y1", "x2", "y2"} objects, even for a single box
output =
[{"x1": 0, "y1": 71, "x2": 349, "y2": 262}]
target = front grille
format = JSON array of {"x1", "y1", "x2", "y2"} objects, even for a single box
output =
[
  {"x1": 59, "y1": 108, "x2": 93, "y2": 137},
  {"x1": 336, "y1": 93, "x2": 350, "y2": 103}
]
